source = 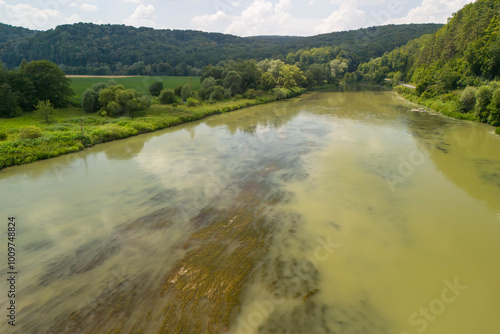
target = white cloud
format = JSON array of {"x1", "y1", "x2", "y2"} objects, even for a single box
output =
[
  {"x1": 123, "y1": 4, "x2": 157, "y2": 27},
  {"x1": 0, "y1": 2, "x2": 81, "y2": 30},
  {"x1": 124, "y1": 0, "x2": 147, "y2": 3},
  {"x1": 192, "y1": 11, "x2": 229, "y2": 27},
  {"x1": 315, "y1": 3, "x2": 366, "y2": 34},
  {"x1": 385, "y1": 0, "x2": 475, "y2": 25},
  {"x1": 80, "y1": 3, "x2": 98, "y2": 12},
  {"x1": 224, "y1": 0, "x2": 295, "y2": 36}
]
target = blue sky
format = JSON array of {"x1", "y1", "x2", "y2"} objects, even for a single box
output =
[{"x1": 0, "y1": 0, "x2": 475, "y2": 36}]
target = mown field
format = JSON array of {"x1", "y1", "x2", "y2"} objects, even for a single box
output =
[{"x1": 69, "y1": 76, "x2": 201, "y2": 101}]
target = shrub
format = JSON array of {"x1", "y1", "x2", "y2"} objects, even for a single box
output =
[
  {"x1": 159, "y1": 89, "x2": 177, "y2": 104},
  {"x1": 488, "y1": 88, "x2": 500, "y2": 126},
  {"x1": 18, "y1": 126, "x2": 43, "y2": 139},
  {"x1": 148, "y1": 81, "x2": 164, "y2": 97},
  {"x1": 459, "y1": 87, "x2": 477, "y2": 112},
  {"x1": 274, "y1": 88, "x2": 287, "y2": 100},
  {"x1": 0, "y1": 131, "x2": 7, "y2": 141},
  {"x1": 34, "y1": 100, "x2": 57, "y2": 124},
  {"x1": 475, "y1": 85, "x2": 493, "y2": 122},
  {"x1": 186, "y1": 97, "x2": 200, "y2": 107},
  {"x1": 496, "y1": 127, "x2": 500, "y2": 135}
]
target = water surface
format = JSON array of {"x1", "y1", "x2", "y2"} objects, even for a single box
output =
[{"x1": 1, "y1": 89, "x2": 499, "y2": 333}]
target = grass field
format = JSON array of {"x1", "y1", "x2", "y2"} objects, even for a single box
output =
[{"x1": 69, "y1": 76, "x2": 201, "y2": 101}]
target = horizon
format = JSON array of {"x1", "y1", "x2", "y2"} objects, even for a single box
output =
[
  {"x1": 0, "y1": 0, "x2": 475, "y2": 38},
  {"x1": 0, "y1": 20, "x2": 445, "y2": 38}
]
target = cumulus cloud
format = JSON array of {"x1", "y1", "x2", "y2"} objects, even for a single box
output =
[
  {"x1": 123, "y1": 4, "x2": 157, "y2": 27},
  {"x1": 0, "y1": 2, "x2": 81, "y2": 30},
  {"x1": 385, "y1": 0, "x2": 475, "y2": 24},
  {"x1": 223, "y1": 0, "x2": 295, "y2": 36},
  {"x1": 80, "y1": 3, "x2": 98, "y2": 12},
  {"x1": 315, "y1": 3, "x2": 366, "y2": 34}
]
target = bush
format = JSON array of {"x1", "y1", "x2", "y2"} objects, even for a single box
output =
[
  {"x1": 459, "y1": 87, "x2": 477, "y2": 112},
  {"x1": 148, "y1": 81, "x2": 164, "y2": 97},
  {"x1": 18, "y1": 126, "x2": 43, "y2": 139},
  {"x1": 0, "y1": 131, "x2": 7, "y2": 141},
  {"x1": 186, "y1": 97, "x2": 200, "y2": 107},
  {"x1": 496, "y1": 127, "x2": 500, "y2": 135},
  {"x1": 274, "y1": 88, "x2": 287, "y2": 100},
  {"x1": 210, "y1": 86, "x2": 224, "y2": 101},
  {"x1": 488, "y1": 88, "x2": 500, "y2": 126},
  {"x1": 475, "y1": 85, "x2": 493, "y2": 122},
  {"x1": 159, "y1": 89, "x2": 177, "y2": 104}
]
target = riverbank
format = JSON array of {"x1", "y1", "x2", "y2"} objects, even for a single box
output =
[
  {"x1": 394, "y1": 85, "x2": 500, "y2": 135},
  {"x1": 0, "y1": 88, "x2": 304, "y2": 170}
]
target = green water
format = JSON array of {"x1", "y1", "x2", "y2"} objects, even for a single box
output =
[{"x1": 1, "y1": 89, "x2": 499, "y2": 333}]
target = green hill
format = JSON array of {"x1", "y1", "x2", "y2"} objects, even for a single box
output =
[{"x1": 0, "y1": 22, "x2": 442, "y2": 75}]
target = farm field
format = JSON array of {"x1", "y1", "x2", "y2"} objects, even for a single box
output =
[{"x1": 68, "y1": 75, "x2": 201, "y2": 101}]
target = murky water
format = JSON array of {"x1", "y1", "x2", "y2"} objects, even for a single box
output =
[{"x1": 1, "y1": 88, "x2": 499, "y2": 333}]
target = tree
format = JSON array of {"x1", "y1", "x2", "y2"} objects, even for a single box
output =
[
  {"x1": 99, "y1": 85, "x2": 150, "y2": 117},
  {"x1": 22, "y1": 60, "x2": 73, "y2": 108},
  {"x1": 488, "y1": 88, "x2": 500, "y2": 126},
  {"x1": 260, "y1": 72, "x2": 276, "y2": 90},
  {"x1": 223, "y1": 71, "x2": 242, "y2": 96},
  {"x1": 149, "y1": 81, "x2": 164, "y2": 97},
  {"x1": 459, "y1": 86, "x2": 477, "y2": 112},
  {"x1": 0, "y1": 83, "x2": 21, "y2": 118},
  {"x1": 200, "y1": 77, "x2": 216, "y2": 100},
  {"x1": 278, "y1": 64, "x2": 306, "y2": 88},
  {"x1": 82, "y1": 82, "x2": 108, "y2": 113},
  {"x1": 34, "y1": 100, "x2": 56, "y2": 124},
  {"x1": 181, "y1": 84, "x2": 192, "y2": 101},
  {"x1": 159, "y1": 89, "x2": 177, "y2": 104},
  {"x1": 475, "y1": 85, "x2": 493, "y2": 122}
]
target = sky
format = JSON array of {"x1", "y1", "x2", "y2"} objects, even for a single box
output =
[{"x1": 0, "y1": 0, "x2": 476, "y2": 37}]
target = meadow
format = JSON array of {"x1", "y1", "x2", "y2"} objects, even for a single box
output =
[{"x1": 69, "y1": 76, "x2": 201, "y2": 101}]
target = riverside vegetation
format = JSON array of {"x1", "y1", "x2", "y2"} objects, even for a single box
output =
[{"x1": 0, "y1": 59, "x2": 305, "y2": 169}]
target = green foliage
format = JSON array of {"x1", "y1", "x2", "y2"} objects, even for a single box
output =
[
  {"x1": 200, "y1": 77, "x2": 217, "y2": 100},
  {"x1": 18, "y1": 126, "x2": 43, "y2": 139},
  {"x1": 459, "y1": 87, "x2": 477, "y2": 112},
  {"x1": 488, "y1": 88, "x2": 500, "y2": 126},
  {"x1": 495, "y1": 127, "x2": 500, "y2": 135},
  {"x1": 22, "y1": 60, "x2": 73, "y2": 108},
  {"x1": 98, "y1": 85, "x2": 150, "y2": 117},
  {"x1": 0, "y1": 83, "x2": 22, "y2": 117},
  {"x1": 0, "y1": 131, "x2": 7, "y2": 141},
  {"x1": 186, "y1": 97, "x2": 200, "y2": 107},
  {"x1": 34, "y1": 100, "x2": 56, "y2": 124},
  {"x1": 0, "y1": 22, "x2": 441, "y2": 74},
  {"x1": 260, "y1": 72, "x2": 277, "y2": 90},
  {"x1": 149, "y1": 81, "x2": 164, "y2": 97},
  {"x1": 159, "y1": 89, "x2": 177, "y2": 104},
  {"x1": 210, "y1": 86, "x2": 224, "y2": 101},
  {"x1": 274, "y1": 88, "x2": 287, "y2": 100},
  {"x1": 475, "y1": 85, "x2": 493, "y2": 122},
  {"x1": 181, "y1": 84, "x2": 192, "y2": 101},
  {"x1": 223, "y1": 71, "x2": 243, "y2": 96}
]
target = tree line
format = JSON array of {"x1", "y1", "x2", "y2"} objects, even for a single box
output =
[
  {"x1": 0, "y1": 60, "x2": 72, "y2": 118},
  {"x1": 0, "y1": 22, "x2": 441, "y2": 75}
]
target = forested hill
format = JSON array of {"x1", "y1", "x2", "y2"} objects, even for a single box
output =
[
  {"x1": 0, "y1": 22, "x2": 442, "y2": 75},
  {"x1": 0, "y1": 23, "x2": 37, "y2": 44},
  {"x1": 357, "y1": 0, "x2": 500, "y2": 88}
]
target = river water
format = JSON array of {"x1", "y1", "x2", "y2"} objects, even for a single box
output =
[{"x1": 1, "y1": 88, "x2": 499, "y2": 333}]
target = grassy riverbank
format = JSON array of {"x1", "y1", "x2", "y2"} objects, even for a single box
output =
[
  {"x1": 394, "y1": 85, "x2": 500, "y2": 136},
  {"x1": 0, "y1": 88, "x2": 304, "y2": 170}
]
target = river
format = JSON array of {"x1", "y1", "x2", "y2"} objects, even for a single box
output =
[{"x1": 1, "y1": 88, "x2": 499, "y2": 333}]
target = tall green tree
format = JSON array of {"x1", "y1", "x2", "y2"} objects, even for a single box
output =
[{"x1": 22, "y1": 60, "x2": 73, "y2": 108}]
